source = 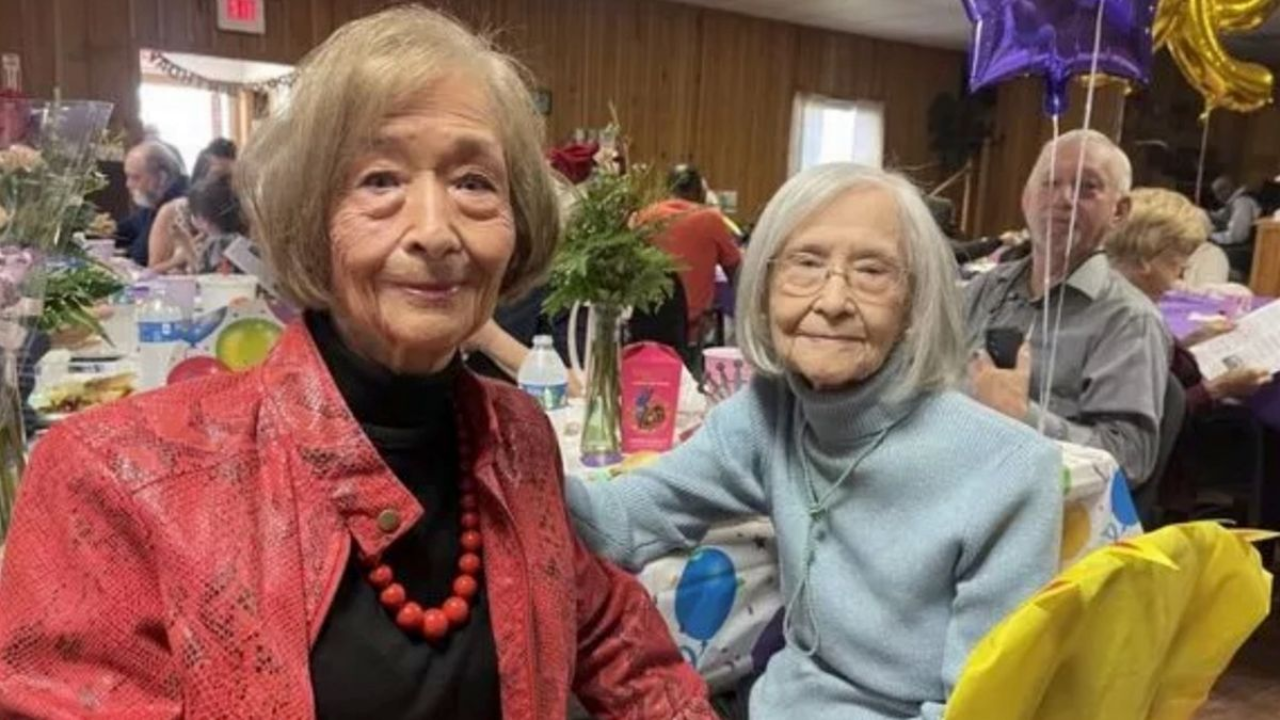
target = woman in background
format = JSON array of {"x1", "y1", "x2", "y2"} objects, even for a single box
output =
[
  {"x1": 147, "y1": 138, "x2": 237, "y2": 273},
  {"x1": 1106, "y1": 187, "x2": 1273, "y2": 517},
  {"x1": 187, "y1": 171, "x2": 251, "y2": 273}
]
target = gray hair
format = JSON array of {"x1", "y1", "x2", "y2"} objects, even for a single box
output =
[
  {"x1": 1033, "y1": 128, "x2": 1132, "y2": 194},
  {"x1": 134, "y1": 140, "x2": 186, "y2": 189},
  {"x1": 735, "y1": 163, "x2": 966, "y2": 397}
]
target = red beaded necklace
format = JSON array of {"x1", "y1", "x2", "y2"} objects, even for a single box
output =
[{"x1": 359, "y1": 412, "x2": 483, "y2": 642}]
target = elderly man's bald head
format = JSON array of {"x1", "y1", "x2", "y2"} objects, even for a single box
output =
[
  {"x1": 1029, "y1": 129, "x2": 1132, "y2": 194},
  {"x1": 1021, "y1": 129, "x2": 1133, "y2": 272}
]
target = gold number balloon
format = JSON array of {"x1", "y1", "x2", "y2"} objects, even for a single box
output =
[
  {"x1": 1155, "y1": 0, "x2": 1278, "y2": 115},
  {"x1": 1215, "y1": 0, "x2": 1280, "y2": 31}
]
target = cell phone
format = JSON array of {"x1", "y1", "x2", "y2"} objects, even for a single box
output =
[{"x1": 985, "y1": 327, "x2": 1025, "y2": 370}]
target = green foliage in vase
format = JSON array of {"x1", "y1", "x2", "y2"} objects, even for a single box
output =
[
  {"x1": 543, "y1": 138, "x2": 679, "y2": 316},
  {"x1": 37, "y1": 262, "x2": 124, "y2": 340}
]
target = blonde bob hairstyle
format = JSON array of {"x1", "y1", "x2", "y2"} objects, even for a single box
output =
[
  {"x1": 735, "y1": 163, "x2": 966, "y2": 397},
  {"x1": 1105, "y1": 187, "x2": 1207, "y2": 265},
  {"x1": 237, "y1": 6, "x2": 558, "y2": 309}
]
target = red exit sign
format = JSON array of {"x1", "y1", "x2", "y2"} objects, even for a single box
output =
[{"x1": 217, "y1": 0, "x2": 265, "y2": 34}]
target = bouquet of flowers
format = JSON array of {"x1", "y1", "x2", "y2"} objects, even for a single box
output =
[
  {"x1": 0, "y1": 99, "x2": 113, "y2": 540},
  {"x1": 544, "y1": 121, "x2": 679, "y2": 466}
]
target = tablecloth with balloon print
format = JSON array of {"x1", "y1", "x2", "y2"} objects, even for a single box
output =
[
  {"x1": 1057, "y1": 441, "x2": 1144, "y2": 567},
  {"x1": 163, "y1": 299, "x2": 295, "y2": 384},
  {"x1": 568, "y1": 440, "x2": 1142, "y2": 692}
]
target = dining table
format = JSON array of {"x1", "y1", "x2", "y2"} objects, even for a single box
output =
[{"x1": 1158, "y1": 290, "x2": 1280, "y2": 432}]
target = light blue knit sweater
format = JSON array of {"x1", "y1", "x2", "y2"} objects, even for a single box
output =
[{"x1": 566, "y1": 358, "x2": 1063, "y2": 719}]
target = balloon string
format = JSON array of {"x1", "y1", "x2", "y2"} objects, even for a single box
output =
[
  {"x1": 1194, "y1": 112, "x2": 1212, "y2": 205},
  {"x1": 1036, "y1": 115, "x2": 1060, "y2": 434},
  {"x1": 1042, "y1": 0, "x2": 1107, "y2": 430}
]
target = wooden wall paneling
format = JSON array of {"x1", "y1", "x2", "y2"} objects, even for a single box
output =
[
  {"x1": 0, "y1": 0, "x2": 969, "y2": 221},
  {"x1": 695, "y1": 11, "x2": 796, "y2": 218},
  {"x1": 512, "y1": 0, "x2": 580, "y2": 144},
  {"x1": 322, "y1": 0, "x2": 355, "y2": 30},
  {"x1": 306, "y1": 0, "x2": 336, "y2": 54},
  {"x1": 157, "y1": 0, "x2": 195, "y2": 55},
  {"x1": 18, "y1": 0, "x2": 56, "y2": 98},
  {"x1": 0, "y1": 1, "x2": 22, "y2": 52},
  {"x1": 130, "y1": 0, "x2": 162, "y2": 51},
  {"x1": 883, "y1": 47, "x2": 959, "y2": 184},
  {"x1": 580, "y1": 0, "x2": 624, "y2": 134},
  {"x1": 587, "y1": 0, "x2": 701, "y2": 172},
  {"x1": 636, "y1": 2, "x2": 702, "y2": 169},
  {"x1": 281, "y1": 0, "x2": 317, "y2": 62},
  {"x1": 985, "y1": 78, "x2": 1049, "y2": 235},
  {"x1": 56, "y1": 0, "x2": 91, "y2": 99},
  {"x1": 79, "y1": 0, "x2": 132, "y2": 133}
]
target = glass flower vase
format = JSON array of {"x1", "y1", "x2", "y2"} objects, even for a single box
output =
[
  {"x1": 0, "y1": 99, "x2": 112, "y2": 542},
  {"x1": 579, "y1": 304, "x2": 624, "y2": 467}
]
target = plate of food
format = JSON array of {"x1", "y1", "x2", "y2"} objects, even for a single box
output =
[{"x1": 31, "y1": 372, "x2": 136, "y2": 419}]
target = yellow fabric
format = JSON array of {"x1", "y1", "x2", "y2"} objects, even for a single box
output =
[{"x1": 947, "y1": 522, "x2": 1274, "y2": 720}]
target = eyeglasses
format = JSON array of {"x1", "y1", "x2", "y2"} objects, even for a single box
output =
[{"x1": 770, "y1": 252, "x2": 906, "y2": 301}]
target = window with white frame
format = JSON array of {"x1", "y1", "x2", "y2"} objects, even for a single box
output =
[{"x1": 789, "y1": 94, "x2": 885, "y2": 174}]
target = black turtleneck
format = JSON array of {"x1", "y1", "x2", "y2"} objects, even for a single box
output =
[{"x1": 306, "y1": 313, "x2": 502, "y2": 720}]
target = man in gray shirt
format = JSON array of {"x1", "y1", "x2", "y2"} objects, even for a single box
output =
[
  {"x1": 965, "y1": 129, "x2": 1170, "y2": 486},
  {"x1": 1209, "y1": 175, "x2": 1260, "y2": 247}
]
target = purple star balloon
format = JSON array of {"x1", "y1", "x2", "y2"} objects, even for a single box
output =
[{"x1": 963, "y1": 0, "x2": 1155, "y2": 116}]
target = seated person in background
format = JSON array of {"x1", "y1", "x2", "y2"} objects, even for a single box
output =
[
  {"x1": 148, "y1": 138, "x2": 237, "y2": 274},
  {"x1": 468, "y1": 167, "x2": 692, "y2": 382},
  {"x1": 465, "y1": 277, "x2": 685, "y2": 394},
  {"x1": 1106, "y1": 187, "x2": 1273, "y2": 514},
  {"x1": 187, "y1": 172, "x2": 252, "y2": 274},
  {"x1": 924, "y1": 195, "x2": 1022, "y2": 265},
  {"x1": 1208, "y1": 175, "x2": 1261, "y2": 278},
  {"x1": 463, "y1": 284, "x2": 584, "y2": 398},
  {"x1": 116, "y1": 140, "x2": 188, "y2": 266},
  {"x1": 638, "y1": 164, "x2": 742, "y2": 340},
  {"x1": 1208, "y1": 175, "x2": 1260, "y2": 246},
  {"x1": 567, "y1": 163, "x2": 1063, "y2": 720},
  {"x1": 1256, "y1": 175, "x2": 1280, "y2": 218},
  {"x1": 1183, "y1": 239, "x2": 1231, "y2": 288},
  {"x1": 965, "y1": 129, "x2": 1169, "y2": 487}
]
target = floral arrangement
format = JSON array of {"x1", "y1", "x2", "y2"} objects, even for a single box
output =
[
  {"x1": 543, "y1": 121, "x2": 679, "y2": 466},
  {"x1": 0, "y1": 99, "x2": 112, "y2": 541},
  {"x1": 0, "y1": 135, "x2": 124, "y2": 342},
  {"x1": 543, "y1": 126, "x2": 678, "y2": 316}
]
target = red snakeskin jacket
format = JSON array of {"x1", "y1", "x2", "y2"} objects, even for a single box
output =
[{"x1": 0, "y1": 322, "x2": 712, "y2": 719}]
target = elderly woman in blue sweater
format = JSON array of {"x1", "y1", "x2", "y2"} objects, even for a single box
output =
[{"x1": 566, "y1": 163, "x2": 1063, "y2": 719}]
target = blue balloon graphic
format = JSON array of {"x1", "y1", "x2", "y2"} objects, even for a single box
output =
[
  {"x1": 675, "y1": 547, "x2": 737, "y2": 642},
  {"x1": 1111, "y1": 470, "x2": 1140, "y2": 526},
  {"x1": 182, "y1": 307, "x2": 227, "y2": 345}
]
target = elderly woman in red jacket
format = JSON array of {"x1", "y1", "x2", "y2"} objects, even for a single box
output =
[{"x1": 0, "y1": 8, "x2": 712, "y2": 719}]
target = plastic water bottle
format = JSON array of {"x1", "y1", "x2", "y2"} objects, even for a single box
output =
[
  {"x1": 518, "y1": 335, "x2": 569, "y2": 411},
  {"x1": 136, "y1": 288, "x2": 184, "y2": 390}
]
